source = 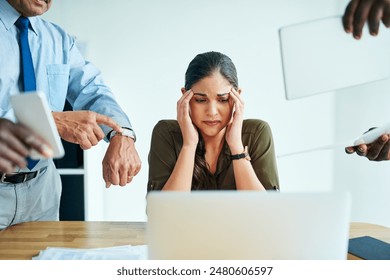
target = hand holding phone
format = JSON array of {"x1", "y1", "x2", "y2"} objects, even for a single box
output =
[{"x1": 353, "y1": 123, "x2": 390, "y2": 146}]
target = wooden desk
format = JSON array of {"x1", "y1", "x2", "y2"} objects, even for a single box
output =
[
  {"x1": 0, "y1": 221, "x2": 389, "y2": 260},
  {"x1": 348, "y1": 222, "x2": 390, "y2": 260},
  {"x1": 0, "y1": 221, "x2": 146, "y2": 260}
]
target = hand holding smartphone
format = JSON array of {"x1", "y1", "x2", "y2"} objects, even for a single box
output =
[{"x1": 353, "y1": 123, "x2": 390, "y2": 146}]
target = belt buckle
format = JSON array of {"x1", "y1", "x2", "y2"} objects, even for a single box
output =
[
  {"x1": 0, "y1": 173, "x2": 9, "y2": 184},
  {"x1": 22, "y1": 173, "x2": 28, "y2": 183}
]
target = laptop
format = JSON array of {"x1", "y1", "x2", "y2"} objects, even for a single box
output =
[
  {"x1": 146, "y1": 191, "x2": 351, "y2": 260},
  {"x1": 279, "y1": 16, "x2": 390, "y2": 100}
]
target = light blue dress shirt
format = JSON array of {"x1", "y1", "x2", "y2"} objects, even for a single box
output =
[{"x1": 0, "y1": 0, "x2": 133, "y2": 136}]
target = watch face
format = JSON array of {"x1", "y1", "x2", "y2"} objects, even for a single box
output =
[
  {"x1": 125, "y1": 128, "x2": 136, "y2": 140},
  {"x1": 110, "y1": 128, "x2": 135, "y2": 141},
  {"x1": 121, "y1": 129, "x2": 135, "y2": 138}
]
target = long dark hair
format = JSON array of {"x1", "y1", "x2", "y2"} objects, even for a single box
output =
[{"x1": 184, "y1": 51, "x2": 238, "y2": 189}]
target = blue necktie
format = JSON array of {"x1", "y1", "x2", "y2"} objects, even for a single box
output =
[{"x1": 15, "y1": 16, "x2": 39, "y2": 170}]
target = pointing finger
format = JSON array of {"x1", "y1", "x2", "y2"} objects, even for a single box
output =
[{"x1": 96, "y1": 114, "x2": 122, "y2": 133}]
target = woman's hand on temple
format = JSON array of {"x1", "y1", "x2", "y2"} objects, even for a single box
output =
[
  {"x1": 225, "y1": 88, "x2": 244, "y2": 154},
  {"x1": 177, "y1": 89, "x2": 198, "y2": 147}
]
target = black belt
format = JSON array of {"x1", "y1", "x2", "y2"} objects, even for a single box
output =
[{"x1": 0, "y1": 167, "x2": 47, "y2": 184}]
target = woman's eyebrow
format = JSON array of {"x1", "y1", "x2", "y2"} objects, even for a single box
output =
[
  {"x1": 193, "y1": 92, "x2": 229, "y2": 96},
  {"x1": 193, "y1": 93, "x2": 207, "y2": 96}
]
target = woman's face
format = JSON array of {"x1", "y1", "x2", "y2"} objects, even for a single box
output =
[{"x1": 184, "y1": 72, "x2": 236, "y2": 139}]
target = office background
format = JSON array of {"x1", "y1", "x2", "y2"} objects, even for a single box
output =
[{"x1": 43, "y1": 0, "x2": 390, "y2": 226}]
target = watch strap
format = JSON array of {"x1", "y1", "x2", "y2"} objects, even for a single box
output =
[
  {"x1": 108, "y1": 127, "x2": 136, "y2": 142},
  {"x1": 230, "y1": 146, "x2": 251, "y2": 161}
]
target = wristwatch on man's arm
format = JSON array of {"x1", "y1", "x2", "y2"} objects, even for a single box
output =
[{"x1": 107, "y1": 127, "x2": 136, "y2": 142}]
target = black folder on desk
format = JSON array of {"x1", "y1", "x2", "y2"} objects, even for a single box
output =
[{"x1": 348, "y1": 236, "x2": 390, "y2": 260}]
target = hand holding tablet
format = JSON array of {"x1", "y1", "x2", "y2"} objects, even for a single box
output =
[{"x1": 10, "y1": 92, "x2": 65, "y2": 160}]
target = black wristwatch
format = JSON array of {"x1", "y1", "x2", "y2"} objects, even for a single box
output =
[{"x1": 230, "y1": 146, "x2": 251, "y2": 161}]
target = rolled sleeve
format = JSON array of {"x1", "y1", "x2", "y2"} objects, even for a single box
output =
[
  {"x1": 244, "y1": 120, "x2": 280, "y2": 190},
  {"x1": 66, "y1": 38, "x2": 132, "y2": 139},
  {"x1": 147, "y1": 120, "x2": 182, "y2": 192}
]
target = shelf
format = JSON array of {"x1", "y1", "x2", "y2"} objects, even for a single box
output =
[{"x1": 57, "y1": 168, "x2": 85, "y2": 175}]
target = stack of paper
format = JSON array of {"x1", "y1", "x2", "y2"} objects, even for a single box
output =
[{"x1": 32, "y1": 245, "x2": 148, "y2": 260}]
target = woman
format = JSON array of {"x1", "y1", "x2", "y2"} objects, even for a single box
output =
[{"x1": 148, "y1": 51, "x2": 279, "y2": 191}]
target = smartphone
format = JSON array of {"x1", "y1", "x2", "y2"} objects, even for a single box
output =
[
  {"x1": 10, "y1": 92, "x2": 65, "y2": 159},
  {"x1": 353, "y1": 123, "x2": 390, "y2": 146}
]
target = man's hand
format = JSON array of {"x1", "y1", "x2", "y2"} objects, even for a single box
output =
[
  {"x1": 345, "y1": 134, "x2": 390, "y2": 161},
  {"x1": 102, "y1": 135, "x2": 141, "y2": 187},
  {"x1": 53, "y1": 111, "x2": 122, "y2": 150},
  {"x1": 0, "y1": 118, "x2": 52, "y2": 172},
  {"x1": 343, "y1": 0, "x2": 390, "y2": 39}
]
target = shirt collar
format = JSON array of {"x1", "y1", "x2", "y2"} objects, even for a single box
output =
[
  {"x1": 28, "y1": 16, "x2": 38, "y2": 35},
  {"x1": 0, "y1": 0, "x2": 38, "y2": 35}
]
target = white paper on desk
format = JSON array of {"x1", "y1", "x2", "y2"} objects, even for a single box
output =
[{"x1": 32, "y1": 245, "x2": 148, "y2": 260}]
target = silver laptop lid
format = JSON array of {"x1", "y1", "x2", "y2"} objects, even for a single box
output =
[{"x1": 146, "y1": 191, "x2": 351, "y2": 260}]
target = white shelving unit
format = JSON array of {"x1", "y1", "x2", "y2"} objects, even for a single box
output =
[{"x1": 58, "y1": 168, "x2": 85, "y2": 175}]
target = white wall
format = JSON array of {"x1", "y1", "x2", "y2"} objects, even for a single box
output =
[
  {"x1": 334, "y1": 79, "x2": 390, "y2": 227},
  {"x1": 42, "y1": 0, "x2": 390, "y2": 227}
]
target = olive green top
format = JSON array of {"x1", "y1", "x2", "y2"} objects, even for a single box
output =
[{"x1": 147, "y1": 119, "x2": 279, "y2": 191}]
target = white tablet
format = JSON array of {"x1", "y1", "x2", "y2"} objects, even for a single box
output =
[
  {"x1": 10, "y1": 92, "x2": 65, "y2": 159},
  {"x1": 279, "y1": 16, "x2": 390, "y2": 100}
]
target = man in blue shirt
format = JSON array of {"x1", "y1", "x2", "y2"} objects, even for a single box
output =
[
  {"x1": 0, "y1": 0, "x2": 141, "y2": 229},
  {"x1": 343, "y1": 0, "x2": 390, "y2": 161}
]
